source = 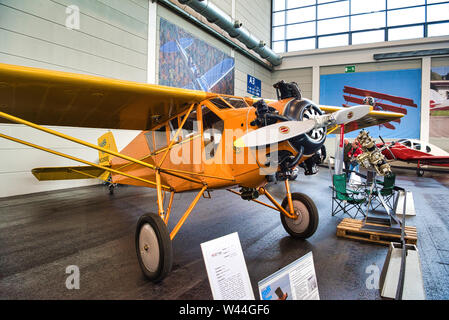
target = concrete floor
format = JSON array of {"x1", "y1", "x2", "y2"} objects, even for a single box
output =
[{"x1": 1, "y1": 167, "x2": 448, "y2": 300}]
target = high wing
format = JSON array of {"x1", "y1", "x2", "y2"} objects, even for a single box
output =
[
  {"x1": 0, "y1": 63, "x2": 215, "y2": 130},
  {"x1": 319, "y1": 105, "x2": 404, "y2": 134}
]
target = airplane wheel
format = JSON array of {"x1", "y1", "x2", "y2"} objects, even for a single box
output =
[
  {"x1": 280, "y1": 193, "x2": 319, "y2": 239},
  {"x1": 136, "y1": 213, "x2": 173, "y2": 282},
  {"x1": 417, "y1": 168, "x2": 424, "y2": 177}
]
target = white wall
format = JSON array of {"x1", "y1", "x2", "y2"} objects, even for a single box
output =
[
  {"x1": 0, "y1": 0, "x2": 149, "y2": 197},
  {"x1": 0, "y1": 0, "x2": 274, "y2": 197}
]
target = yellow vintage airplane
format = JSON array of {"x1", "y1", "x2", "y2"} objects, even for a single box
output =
[{"x1": 0, "y1": 63, "x2": 403, "y2": 281}]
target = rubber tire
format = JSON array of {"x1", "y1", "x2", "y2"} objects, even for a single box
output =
[
  {"x1": 280, "y1": 193, "x2": 319, "y2": 239},
  {"x1": 417, "y1": 168, "x2": 424, "y2": 177},
  {"x1": 135, "y1": 213, "x2": 173, "y2": 282}
]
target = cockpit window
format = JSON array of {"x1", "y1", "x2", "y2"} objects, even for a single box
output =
[
  {"x1": 414, "y1": 143, "x2": 421, "y2": 151},
  {"x1": 210, "y1": 97, "x2": 232, "y2": 109},
  {"x1": 221, "y1": 97, "x2": 249, "y2": 109},
  {"x1": 401, "y1": 140, "x2": 411, "y2": 147},
  {"x1": 180, "y1": 109, "x2": 199, "y2": 139},
  {"x1": 154, "y1": 125, "x2": 167, "y2": 150},
  {"x1": 169, "y1": 117, "x2": 179, "y2": 140},
  {"x1": 202, "y1": 106, "x2": 224, "y2": 160}
]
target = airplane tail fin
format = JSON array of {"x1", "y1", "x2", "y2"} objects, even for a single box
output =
[
  {"x1": 97, "y1": 131, "x2": 117, "y2": 182},
  {"x1": 98, "y1": 131, "x2": 117, "y2": 166},
  {"x1": 31, "y1": 132, "x2": 118, "y2": 183}
]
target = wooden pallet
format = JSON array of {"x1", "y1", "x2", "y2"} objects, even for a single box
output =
[{"x1": 336, "y1": 218, "x2": 417, "y2": 246}]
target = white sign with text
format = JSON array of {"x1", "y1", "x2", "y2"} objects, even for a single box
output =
[
  {"x1": 258, "y1": 252, "x2": 319, "y2": 300},
  {"x1": 201, "y1": 232, "x2": 255, "y2": 300}
]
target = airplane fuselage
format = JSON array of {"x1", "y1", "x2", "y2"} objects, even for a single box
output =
[{"x1": 109, "y1": 97, "x2": 317, "y2": 192}]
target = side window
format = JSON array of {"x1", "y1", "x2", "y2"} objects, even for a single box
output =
[
  {"x1": 403, "y1": 140, "x2": 411, "y2": 147},
  {"x1": 426, "y1": 145, "x2": 431, "y2": 153},
  {"x1": 202, "y1": 106, "x2": 224, "y2": 160},
  {"x1": 154, "y1": 125, "x2": 167, "y2": 150},
  {"x1": 181, "y1": 109, "x2": 199, "y2": 139},
  {"x1": 414, "y1": 143, "x2": 421, "y2": 151},
  {"x1": 169, "y1": 117, "x2": 180, "y2": 141},
  {"x1": 144, "y1": 131, "x2": 154, "y2": 152},
  {"x1": 210, "y1": 97, "x2": 232, "y2": 109},
  {"x1": 221, "y1": 97, "x2": 249, "y2": 108}
]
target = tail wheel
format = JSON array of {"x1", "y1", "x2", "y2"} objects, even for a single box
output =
[
  {"x1": 280, "y1": 193, "x2": 319, "y2": 239},
  {"x1": 136, "y1": 213, "x2": 173, "y2": 282}
]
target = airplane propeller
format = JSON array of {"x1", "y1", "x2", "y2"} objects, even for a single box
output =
[
  {"x1": 378, "y1": 135, "x2": 396, "y2": 160},
  {"x1": 235, "y1": 105, "x2": 371, "y2": 148}
]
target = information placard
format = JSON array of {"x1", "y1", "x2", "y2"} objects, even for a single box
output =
[
  {"x1": 201, "y1": 232, "x2": 255, "y2": 300},
  {"x1": 258, "y1": 252, "x2": 319, "y2": 300}
]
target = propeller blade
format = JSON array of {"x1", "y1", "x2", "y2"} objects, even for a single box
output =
[
  {"x1": 234, "y1": 105, "x2": 371, "y2": 149},
  {"x1": 333, "y1": 105, "x2": 371, "y2": 125},
  {"x1": 235, "y1": 120, "x2": 315, "y2": 148}
]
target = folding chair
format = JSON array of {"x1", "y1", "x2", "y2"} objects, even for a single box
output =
[
  {"x1": 331, "y1": 174, "x2": 367, "y2": 219},
  {"x1": 369, "y1": 173, "x2": 396, "y2": 211}
]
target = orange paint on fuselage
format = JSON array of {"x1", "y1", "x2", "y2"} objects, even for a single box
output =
[{"x1": 109, "y1": 97, "x2": 308, "y2": 192}]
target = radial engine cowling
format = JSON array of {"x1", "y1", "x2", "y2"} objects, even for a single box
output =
[{"x1": 283, "y1": 98, "x2": 327, "y2": 156}]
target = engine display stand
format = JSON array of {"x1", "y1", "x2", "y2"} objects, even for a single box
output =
[{"x1": 362, "y1": 171, "x2": 402, "y2": 235}]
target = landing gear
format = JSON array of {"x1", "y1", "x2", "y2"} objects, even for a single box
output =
[
  {"x1": 280, "y1": 193, "x2": 319, "y2": 239},
  {"x1": 417, "y1": 161, "x2": 424, "y2": 177},
  {"x1": 108, "y1": 183, "x2": 116, "y2": 195},
  {"x1": 136, "y1": 213, "x2": 173, "y2": 282},
  {"x1": 417, "y1": 168, "x2": 424, "y2": 177},
  {"x1": 105, "y1": 175, "x2": 117, "y2": 195},
  {"x1": 229, "y1": 180, "x2": 320, "y2": 240}
]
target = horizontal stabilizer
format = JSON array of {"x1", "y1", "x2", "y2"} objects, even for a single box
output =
[{"x1": 32, "y1": 166, "x2": 108, "y2": 181}]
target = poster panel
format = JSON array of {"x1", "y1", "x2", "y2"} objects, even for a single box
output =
[
  {"x1": 320, "y1": 69, "x2": 422, "y2": 139},
  {"x1": 429, "y1": 65, "x2": 449, "y2": 151},
  {"x1": 258, "y1": 252, "x2": 319, "y2": 300},
  {"x1": 159, "y1": 18, "x2": 235, "y2": 95}
]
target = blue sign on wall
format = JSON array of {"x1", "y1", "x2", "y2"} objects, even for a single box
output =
[{"x1": 247, "y1": 74, "x2": 261, "y2": 97}]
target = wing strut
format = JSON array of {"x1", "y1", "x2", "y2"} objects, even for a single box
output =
[
  {"x1": 0, "y1": 110, "x2": 207, "y2": 186},
  {"x1": 0, "y1": 133, "x2": 170, "y2": 190}
]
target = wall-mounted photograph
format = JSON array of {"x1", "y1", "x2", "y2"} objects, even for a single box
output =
[
  {"x1": 159, "y1": 18, "x2": 235, "y2": 95},
  {"x1": 320, "y1": 69, "x2": 422, "y2": 139}
]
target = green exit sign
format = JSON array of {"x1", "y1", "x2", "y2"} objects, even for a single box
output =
[{"x1": 345, "y1": 65, "x2": 355, "y2": 73}]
